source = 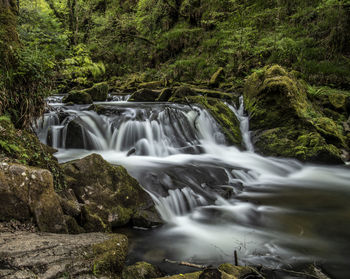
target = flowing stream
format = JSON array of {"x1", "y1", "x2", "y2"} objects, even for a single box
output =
[{"x1": 36, "y1": 95, "x2": 350, "y2": 278}]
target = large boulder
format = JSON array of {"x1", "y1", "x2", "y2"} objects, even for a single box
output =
[
  {"x1": 63, "y1": 90, "x2": 93, "y2": 104},
  {"x1": 62, "y1": 154, "x2": 162, "y2": 232},
  {"x1": 84, "y1": 82, "x2": 109, "y2": 102},
  {"x1": 0, "y1": 162, "x2": 67, "y2": 233},
  {"x1": 122, "y1": 261, "x2": 163, "y2": 279},
  {"x1": 0, "y1": 231, "x2": 127, "y2": 279},
  {"x1": 244, "y1": 65, "x2": 347, "y2": 163},
  {"x1": 129, "y1": 88, "x2": 160, "y2": 102}
]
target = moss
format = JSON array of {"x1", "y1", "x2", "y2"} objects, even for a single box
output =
[
  {"x1": 63, "y1": 90, "x2": 93, "y2": 104},
  {"x1": 92, "y1": 234, "x2": 128, "y2": 276},
  {"x1": 0, "y1": 117, "x2": 66, "y2": 191},
  {"x1": 122, "y1": 262, "x2": 162, "y2": 279},
  {"x1": 62, "y1": 154, "x2": 161, "y2": 231},
  {"x1": 311, "y1": 117, "x2": 347, "y2": 148},
  {"x1": 244, "y1": 65, "x2": 348, "y2": 163},
  {"x1": 84, "y1": 82, "x2": 109, "y2": 102},
  {"x1": 209, "y1": 67, "x2": 224, "y2": 87},
  {"x1": 255, "y1": 127, "x2": 343, "y2": 164},
  {"x1": 139, "y1": 81, "x2": 164, "y2": 89},
  {"x1": 83, "y1": 205, "x2": 109, "y2": 232},
  {"x1": 0, "y1": 5, "x2": 19, "y2": 68},
  {"x1": 218, "y1": 264, "x2": 257, "y2": 278}
]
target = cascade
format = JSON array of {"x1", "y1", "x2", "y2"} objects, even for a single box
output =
[{"x1": 36, "y1": 95, "x2": 350, "y2": 278}]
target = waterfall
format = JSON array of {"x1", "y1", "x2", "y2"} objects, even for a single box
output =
[
  {"x1": 35, "y1": 97, "x2": 350, "y2": 277},
  {"x1": 227, "y1": 96, "x2": 254, "y2": 152}
]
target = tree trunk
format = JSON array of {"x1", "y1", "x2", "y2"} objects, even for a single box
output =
[{"x1": 0, "y1": 0, "x2": 19, "y2": 69}]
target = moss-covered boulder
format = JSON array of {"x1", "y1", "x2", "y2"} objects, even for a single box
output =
[
  {"x1": 129, "y1": 88, "x2": 161, "y2": 102},
  {"x1": 63, "y1": 90, "x2": 93, "y2": 104},
  {"x1": 62, "y1": 154, "x2": 162, "y2": 232},
  {"x1": 244, "y1": 65, "x2": 347, "y2": 163},
  {"x1": 92, "y1": 234, "x2": 128, "y2": 276},
  {"x1": 0, "y1": 163, "x2": 67, "y2": 233},
  {"x1": 0, "y1": 116, "x2": 66, "y2": 191},
  {"x1": 122, "y1": 262, "x2": 163, "y2": 279},
  {"x1": 84, "y1": 82, "x2": 109, "y2": 102}
]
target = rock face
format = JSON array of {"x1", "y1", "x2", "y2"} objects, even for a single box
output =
[
  {"x1": 244, "y1": 65, "x2": 347, "y2": 163},
  {"x1": 0, "y1": 231, "x2": 127, "y2": 279},
  {"x1": 0, "y1": 163, "x2": 67, "y2": 233},
  {"x1": 62, "y1": 154, "x2": 162, "y2": 232}
]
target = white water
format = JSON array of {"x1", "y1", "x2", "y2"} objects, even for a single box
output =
[{"x1": 36, "y1": 98, "x2": 350, "y2": 278}]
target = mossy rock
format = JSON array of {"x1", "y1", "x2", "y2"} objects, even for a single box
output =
[
  {"x1": 63, "y1": 90, "x2": 93, "y2": 104},
  {"x1": 0, "y1": 163, "x2": 68, "y2": 233},
  {"x1": 129, "y1": 89, "x2": 160, "y2": 102},
  {"x1": 244, "y1": 65, "x2": 346, "y2": 163},
  {"x1": 156, "y1": 272, "x2": 202, "y2": 279},
  {"x1": 92, "y1": 234, "x2": 128, "y2": 276},
  {"x1": 244, "y1": 65, "x2": 311, "y2": 130},
  {"x1": 62, "y1": 154, "x2": 162, "y2": 231},
  {"x1": 255, "y1": 127, "x2": 343, "y2": 164},
  {"x1": 0, "y1": 116, "x2": 66, "y2": 191},
  {"x1": 84, "y1": 82, "x2": 109, "y2": 102},
  {"x1": 122, "y1": 261, "x2": 163, "y2": 279}
]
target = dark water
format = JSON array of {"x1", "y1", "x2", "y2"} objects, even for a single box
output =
[{"x1": 36, "y1": 96, "x2": 350, "y2": 278}]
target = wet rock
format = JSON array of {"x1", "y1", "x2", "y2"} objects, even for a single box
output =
[
  {"x1": 122, "y1": 261, "x2": 163, "y2": 279},
  {"x1": 62, "y1": 154, "x2": 162, "y2": 231},
  {"x1": 63, "y1": 90, "x2": 93, "y2": 104},
  {"x1": 129, "y1": 88, "x2": 160, "y2": 102},
  {"x1": 244, "y1": 65, "x2": 346, "y2": 164},
  {"x1": 85, "y1": 82, "x2": 109, "y2": 101},
  {"x1": 0, "y1": 231, "x2": 127, "y2": 279},
  {"x1": 0, "y1": 163, "x2": 67, "y2": 233}
]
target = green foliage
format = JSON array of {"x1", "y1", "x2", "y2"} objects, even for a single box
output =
[{"x1": 62, "y1": 44, "x2": 106, "y2": 86}]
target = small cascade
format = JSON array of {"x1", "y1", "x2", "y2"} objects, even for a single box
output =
[
  {"x1": 228, "y1": 96, "x2": 254, "y2": 152},
  {"x1": 36, "y1": 103, "x2": 224, "y2": 157},
  {"x1": 108, "y1": 94, "x2": 131, "y2": 102},
  {"x1": 35, "y1": 95, "x2": 350, "y2": 277}
]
